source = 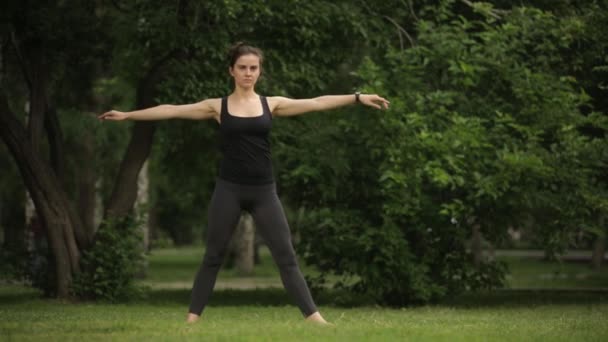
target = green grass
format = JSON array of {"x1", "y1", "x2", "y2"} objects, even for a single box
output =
[
  {"x1": 143, "y1": 245, "x2": 330, "y2": 289},
  {"x1": 1, "y1": 248, "x2": 607, "y2": 341},
  {"x1": 145, "y1": 246, "x2": 284, "y2": 282},
  {"x1": 144, "y1": 246, "x2": 608, "y2": 290},
  {"x1": 501, "y1": 257, "x2": 608, "y2": 289},
  {"x1": 1, "y1": 284, "x2": 607, "y2": 341}
]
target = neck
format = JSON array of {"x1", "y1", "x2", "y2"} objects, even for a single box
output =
[{"x1": 231, "y1": 86, "x2": 257, "y2": 100}]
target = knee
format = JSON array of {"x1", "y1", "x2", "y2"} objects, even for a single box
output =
[
  {"x1": 274, "y1": 250, "x2": 298, "y2": 268},
  {"x1": 203, "y1": 250, "x2": 226, "y2": 268}
]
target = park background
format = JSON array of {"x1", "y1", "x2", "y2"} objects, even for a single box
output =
[{"x1": 1, "y1": 0, "x2": 607, "y2": 340}]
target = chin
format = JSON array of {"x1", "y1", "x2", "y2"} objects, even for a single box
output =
[{"x1": 239, "y1": 83, "x2": 256, "y2": 90}]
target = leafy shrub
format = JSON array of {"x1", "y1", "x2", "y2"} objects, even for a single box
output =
[
  {"x1": 291, "y1": 3, "x2": 602, "y2": 305},
  {"x1": 71, "y1": 216, "x2": 146, "y2": 302},
  {"x1": 0, "y1": 247, "x2": 30, "y2": 283}
]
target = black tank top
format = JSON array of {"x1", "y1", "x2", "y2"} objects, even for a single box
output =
[{"x1": 218, "y1": 95, "x2": 274, "y2": 185}]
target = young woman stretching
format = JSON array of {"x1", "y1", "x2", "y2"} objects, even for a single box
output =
[{"x1": 99, "y1": 42, "x2": 390, "y2": 324}]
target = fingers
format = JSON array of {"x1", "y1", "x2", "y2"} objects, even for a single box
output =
[
  {"x1": 375, "y1": 95, "x2": 390, "y2": 109},
  {"x1": 381, "y1": 99, "x2": 390, "y2": 109},
  {"x1": 98, "y1": 115, "x2": 113, "y2": 121},
  {"x1": 364, "y1": 94, "x2": 390, "y2": 110},
  {"x1": 98, "y1": 110, "x2": 122, "y2": 121}
]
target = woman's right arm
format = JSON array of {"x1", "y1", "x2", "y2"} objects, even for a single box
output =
[{"x1": 98, "y1": 98, "x2": 221, "y2": 121}]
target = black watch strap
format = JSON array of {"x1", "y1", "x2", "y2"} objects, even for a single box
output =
[{"x1": 355, "y1": 92, "x2": 361, "y2": 103}]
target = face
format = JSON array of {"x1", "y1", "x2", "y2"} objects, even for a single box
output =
[{"x1": 229, "y1": 54, "x2": 261, "y2": 89}]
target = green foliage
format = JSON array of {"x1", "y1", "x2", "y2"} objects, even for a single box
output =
[
  {"x1": 71, "y1": 217, "x2": 146, "y2": 302},
  {"x1": 292, "y1": 1, "x2": 606, "y2": 305},
  {"x1": 4, "y1": 0, "x2": 607, "y2": 307},
  {"x1": 0, "y1": 247, "x2": 30, "y2": 283},
  {"x1": 0, "y1": 146, "x2": 27, "y2": 282},
  {"x1": 117, "y1": 0, "x2": 372, "y2": 242}
]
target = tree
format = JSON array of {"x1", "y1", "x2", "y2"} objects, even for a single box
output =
[
  {"x1": 294, "y1": 0, "x2": 608, "y2": 304},
  {"x1": 0, "y1": 0, "x2": 377, "y2": 298}
]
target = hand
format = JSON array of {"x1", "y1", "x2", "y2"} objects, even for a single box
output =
[
  {"x1": 98, "y1": 110, "x2": 129, "y2": 121},
  {"x1": 360, "y1": 94, "x2": 390, "y2": 110}
]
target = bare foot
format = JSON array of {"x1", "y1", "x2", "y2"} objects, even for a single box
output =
[
  {"x1": 305, "y1": 312, "x2": 332, "y2": 325},
  {"x1": 186, "y1": 313, "x2": 200, "y2": 323}
]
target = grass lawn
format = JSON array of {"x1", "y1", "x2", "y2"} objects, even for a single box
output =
[
  {"x1": 501, "y1": 256, "x2": 608, "y2": 289},
  {"x1": 144, "y1": 246, "x2": 608, "y2": 290},
  {"x1": 1, "y1": 246, "x2": 607, "y2": 341}
]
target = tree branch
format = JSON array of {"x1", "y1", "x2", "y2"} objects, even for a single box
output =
[
  {"x1": 460, "y1": 0, "x2": 504, "y2": 21},
  {"x1": 404, "y1": 0, "x2": 419, "y2": 22},
  {"x1": 383, "y1": 16, "x2": 415, "y2": 49},
  {"x1": 9, "y1": 29, "x2": 32, "y2": 92},
  {"x1": 106, "y1": 49, "x2": 185, "y2": 219}
]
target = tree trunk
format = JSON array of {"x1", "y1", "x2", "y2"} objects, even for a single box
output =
[
  {"x1": 104, "y1": 122, "x2": 155, "y2": 218},
  {"x1": 135, "y1": 160, "x2": 150, "y2": 252},
  {"x1": 26, "y1": 53, "x2": 48, "y2": 155},
  {"x1": 103, "y1": 50, "x2": 184, "y2": 219},
  {"x1": 1, "y1": 190, "x2": 26, "y2": 253},
  {"x1": 45, "y1": 106, "x2": 88, "y2": 250},
  {"x1": 77, "y1": 132, "x2": 97, "y2": 244},
  {"x1": 591, "y1": 236, "x2": 605, "y2": 269},
  {"x1": 25, "y1": 192, "x2": 36, "y2": 254},
  {"x1": 148, "y1": 202, "x2": 160, "y2": 249},
  {"x1": 44, "y1": 106, "x2": 65, "y2": 185},
  {"x1": 472, "y1": 223, "x2": 482, "y2": 267},
  {"x1": 134, "y1": 160, "x2": 150, "y2": 278},
  {"x1": 254, "y1": 230, "x2": 263, "y2": 265},
  {"x1": 227, "y1": 212, "x2": 255, "y2": 276},
  {"x1": 591, "y1": 217, "x2": 606, "y2": 269},
  {"x1": 94, "y1": 179, "x2": 103, "y2": 230},
  {"x1": 0, "y1": 93, "x2": 80, "y2": 298}
]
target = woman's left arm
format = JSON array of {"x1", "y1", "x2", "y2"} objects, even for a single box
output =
[{"x1": 270, "y1": 94, "x2": 389, "y2": 117}]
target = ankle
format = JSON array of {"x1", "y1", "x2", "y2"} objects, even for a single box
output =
[
  {"x1": 186, "y1": 312, "x2": 200, "y2": 323},
  {"x1": 305, "y1": 312, "x2": 328, "y2": 324}
]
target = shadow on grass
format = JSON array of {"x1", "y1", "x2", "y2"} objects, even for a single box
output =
[
  {"x1": 139, "y1": 287, "x2": 376, "y2": 308},
  {"x1": 140, "y1": 287, "x2": 608, "y2": 309},
  {"x1": 0, "y1": 284, "x2": 43, "y2": 305},
  {"x1": 0, "y1": 291, "x2": 43, "y2": 305},
  {"x1": 441, "y1": 289, "x2": 608, "y2": 308},
  {"x1": 141, "y1": 288, "x2": 288, "y2": 307},
  {"x1": 3, "y1": 284, "x2": 607, "y2": 309}
]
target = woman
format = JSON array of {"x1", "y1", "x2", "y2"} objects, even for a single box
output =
[{"x1": 99, "y1": 43, "x2": 389, "y2": 324}]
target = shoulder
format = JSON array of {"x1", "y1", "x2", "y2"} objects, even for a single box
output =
[
  {"x1": 198, "y1": 97, "x2": 222, "y2": 112},
  {"x1": 266, "y1": 96, "x2": 289, "y2": 112},
  {"x1": 204, "y1": 97, "x2": 223, "y2": 106}
]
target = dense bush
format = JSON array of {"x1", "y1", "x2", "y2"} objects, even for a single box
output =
[
  {"x1": 71, "y1": 217, "x2": 146, "y2": 302},
  {"x1": 291, "y1": 4, "x2": 606, "y2": 304}
]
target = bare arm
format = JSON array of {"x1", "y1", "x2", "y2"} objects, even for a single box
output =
[
  {"x1": 270, "y1": 94, "x2": 389, "y2": 117},
  {"x1": 98, "y1": 98, "x2": 220, "y2": 121}
]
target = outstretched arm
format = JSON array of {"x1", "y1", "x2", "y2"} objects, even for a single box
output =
[
  {"x1": 98, "y1": 98, "x2": 220, "y2": 121},
  {"x1": 270, "y1": 93, "x2": 389, "y2": 117}
]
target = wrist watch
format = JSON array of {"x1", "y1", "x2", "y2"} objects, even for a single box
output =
[{"x1": 355, "y1": 92, "x2": 361, "y2": 103}]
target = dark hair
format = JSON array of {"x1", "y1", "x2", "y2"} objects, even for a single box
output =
[{"x1": 228, "y1": 42, "x2": 264, "y2": 68}]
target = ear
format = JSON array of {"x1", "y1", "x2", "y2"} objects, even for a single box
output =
[{"x1": 228, "y1": 66, "x2": 234, "y2": 77}]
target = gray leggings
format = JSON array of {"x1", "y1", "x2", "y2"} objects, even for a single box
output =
[{"x1": 188, "y1": 178, "x2": 317, "y2": 316}]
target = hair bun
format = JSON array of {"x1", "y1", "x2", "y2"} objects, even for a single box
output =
[{"x1": 227, "y1": 42, "x2": 264, "y2": 67}]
